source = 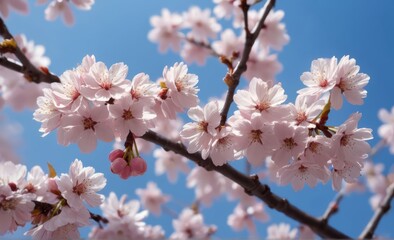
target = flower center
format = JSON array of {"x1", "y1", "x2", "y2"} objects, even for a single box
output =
[{"x1": 83, "y1": 117, "x2": 97, "y2": 130}]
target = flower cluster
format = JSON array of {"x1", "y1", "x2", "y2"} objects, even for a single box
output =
[
  {"x1": 149, "y1": 3, "x2": 289, "y2": 81},
  {"x1": 0, "y1": 159, "x2": 105, "y2": 239},
  {"x1": 181, "y1": 55, "x2": 372, "y2": 191},
  {"x1": 34, "y1": 55, "x2": 199, "y2": 153}
]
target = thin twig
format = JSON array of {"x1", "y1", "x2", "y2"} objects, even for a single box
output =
[
  {"x1": 141, "y1": 130, "x2": 350, "y2": 239},
  {"x1": 321, "y1": 191, "x2": 345, "y2": 223},
  {"x1": 219, "y1": 0, "x2": 275, "y2": 126},
  {"x1": 0, "y1": 17, "x2": 60, "y2": 83},
  {"x1": 359, "y1": 182, "x2": 394, "y2": 239},
  {"x1": 184, "y1": 37, "x2": 221, "y2": 58}
]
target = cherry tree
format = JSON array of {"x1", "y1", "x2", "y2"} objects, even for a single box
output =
[{"x1": 0, "y1": 0, "x2": 393, "y2": 239}]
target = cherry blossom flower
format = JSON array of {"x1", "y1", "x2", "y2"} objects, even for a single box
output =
[
  {"x1": 258, "y1": 9, "x2": 290, "y2": 51},
  {"x1": 233, "y1": 77, "x2": 288, "y2": 121},
  {"x1": 332, "y1": 160, "x2": 363, "y2": 191},
  {"x1": 378, "y1": 107, "x2": 394, "y2": 153},
  {"x1": 183, "y1": 6, "x2": 221, "y2": 42},
  {"x1": 0, "y1": 185, "x2": 34, "y2": 234},
  {"x1": 0, "y1": 161, "x2": 27, "y2": 186},
  {"x1": 271, "y1": 122, "x2": 308, "y2": 167},
  {"x1": 148, "y1": 8, "x2": 184, "y2": 53},
  {"x1": 330, "y1": 113, "x2": 372, "y2": 170},
  {"x1": 227, "y1": 201, "x2": 269, "y2": 233},
  {"x1": 331, "y1": 55, "x2": 370, "y2": 109},
  {"x1": 187, "y1": 167, "x2": 226, "y2": 206},
  {"x1": 80, "y1": 62, "x2": 129, "y2": 102},
  {"x1": 212, "y1": 29, "x2": 244, "y2": 58},
  {"x1": 180, "y1": 100, "x2": 221, "y2": 159},
  {"x1": 298, "y1": 56, "x2": 337, "y2": 97},
  {"x1": 288, "y1": 94, "x2": 326, "y2": 127},
  {"x1": 56, "y1": 159, "x2": 106, "y2": 209},
  {"x1": 135, "y1": 182, "x2": 170, "y2": 216},
  {"x1": 170, "y1": 208, "x2": 216, "y2": 240},
  {"x1": 213, "y1": 0, "x2": 238, "y2": 19},
  {"x1": 302, "y1": 135, "x2": 332, "y2": 166},
  {"x1": 23, "y1": 166, "x2": 48, "y2": 200},
  {"x1": 109, "y1": 94, "x2": 156, "y2": 140},
  {"x1": 209, "y1": 126, "x2": 237, "y2": 166},
  {"x1": 70, "y1": 0, "x2": 94, "y2": 10},
  {"x1": 161, "y1": 62, "x2": 199, "y2": 110},
  {"x1": 0, "y1": 0, "x2": 28, "y2": 18},
  {"x1": 266, "y1": 223, "x2": 298, "y2": 240},
  {"x1": 231, "y1": 113, "x2": 277, "y2": 166},
  {"x1": 51, "y1": 70, "x2": 87, "y2": 112},
  {"x1": 180, "y1": 41, "x2": 212, "y2": 66},
  {"x1": 33, "y1": 88, "x2": 62, "y2": 137},
  {"x1": 60, "y1": 103, "x2": 113, "y2": 153},
  {"x1": 154, "y1": 148, "x2": 190, "y2": 183},
  {"x1": 45, "y1": 0, "x2": 74, "y2": 26},
  {"x1": 243, "y1": 46, "x2": 282, "y2": 81},
  {"x1": 278, "y1": 159, "x2": 331, "y2": 191}
]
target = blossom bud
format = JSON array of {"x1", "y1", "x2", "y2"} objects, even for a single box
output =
[
  {"x1": 109, "y1": 149, "x2": 124, "y2": 162},
  {"x1": 110, "y1": 158, "x2": 127, "y2": 174},
  {"x1": 130, "y1": 157, "x2": 147, "y2": 176}
]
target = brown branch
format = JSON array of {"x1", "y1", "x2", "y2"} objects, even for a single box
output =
[
  {"x1": 321, "y1": 192, "x2": 344, "y2": 223},
  {"x1": 184, "y1": 37, "x2": 221, "y2": 58},
  {"x1": 0, "y1": 56, "x2": 23, "y2": 73},
  {"x1": 359, "y1": 182, "x2": 394, "y2": 239},
  {"x1": 0, "y1": 17, "x2": 60, "y2": 83},
  {"x1": 141, "y1": 130, "x2": 350, "y2": 239},
  {"x1": 220, "y1": 0, "x2": 275, "y2": 126}
]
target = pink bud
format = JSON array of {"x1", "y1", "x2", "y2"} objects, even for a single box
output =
[
  {"x1": 130, "y1": 157, "x2": 147, "y2": 176},
  {"x1": 109, "y1": 149, "x2": 124, "y2": 162},
  {"x1": 120, "y1": 166, "x2": 132, "y2": 180},
  {"x1": 111, "y1": 158, "x2": 127, "y2": 174}
]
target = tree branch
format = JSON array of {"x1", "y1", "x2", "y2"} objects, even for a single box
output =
[
  {"x1": 220, "y1": 0, "x2": 275, "y2": 126},
  {"x1": 359, "y1": 182, "x2": 394, "y2": 239},
  {"x1": 141, "y1": 130, "x2": 350, "y2": 239},
  {"x1": 0, "y1": 17, "x2": 60, "y2": 83},
  {"x1": 321, "y1": 192, "x2": 345, "y2": 223}
]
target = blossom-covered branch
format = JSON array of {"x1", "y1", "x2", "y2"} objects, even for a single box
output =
[
  {"x1": 360, "y1": 182, "x2": 394, "y2": 239},
  {"x1": 0, "y1": 17, "x2": 59, "y2": 83},
  {"x1": 220, "y1": 0, "x2": 276, "y2": 126},
  {"x1": 141, "y1": 130, "x2": 350, "y2": 239}
]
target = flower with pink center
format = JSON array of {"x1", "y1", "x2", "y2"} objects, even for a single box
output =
[
  {"x1": 187, "y1": 167, "x2": 226, "y2": 206},
  {"x1": 162, "y1": 62, "x2": 199, "y2": 110},
  {"x1": 0, "y1": 185, "x2": 34, "y2": 235},
  {"x1": 332, "y1": 160, "x2": 363, "y2": 191},
  {"x1": 302, "y1": 135, "x2": 332, "y2": 166},
  {"x1": 330, "y1": 113, "x2": 372, "y2": 170},
  {"x1": 227, "y1": 201, "x2": 269, "y2": 233},
  {"x1": 330, "y1": 55, "x2": 370, "y2": 109},
  {"x1": 234, "y1": 77, "x2": 288, "y2": 121},
  {"x1": 278, "y1": 159, "x2": 331, "y2": 191},
  {"x1": 271, "y1": 122, "x2": 308, "y2": 167},
  {"x1": 212, "y1": 29, "x2": 244, "y2": 58},
  {"x1": 56, "y1": 159, "x2": 106, "y2": 209},
  {"x1": 23, "y1": 166, "x2": 48, "y2": 199},
  {"x1": 101, "y1": 192, "x2": 148, "y2": 223},
  {"x1": 109, "y1": 94, "x2": 156, "y2": 140},
  {"x1": 266, "y1": 223, "x2": 298, "y2": 240},
  {"x1": 45, "y1": 0, "x2": 74, "y2": 25},
  {"x1": 129, "y1": 72, "x2": 158, "y2": 104},
  {"x1": 213, "y1": 0, "x2": 238, "y2": 19},
  {"x1": 154, "y1": 148, "x2": 190, "y2": 183},
  {"x1": 60, "y1": 103, "x2": 113, "y2": 153},
  {"x1": 180, "y1": 41, "x2": 212, "y2": 66},
  {"x1": 148, "y1": 8, "x2": 184, "y2": 53},
  {"x1": 170, "y1": 208, "x2": 216, "y2": 240},
  {"x1": 76, "y1": 55, "x2": 96, "y2": 74},
  {"x1": 0, "y1": 0, "x2": 28, "y2": 18},
  {"x1": 51, "y1": 70, "x2": 87, "y2": 112},
  {"x1": 183, "y1": 6, "x2": 221, "y2": 42},
  {"x1": 243, "y1": 47, "x2": 283, "y2": 81},
  {"x1": 135, "y1": 182, "x2": 170, "y2": 216},
  {"x1": 288, "y1": 94, "x2": 326, "y2": 127},
  {"x1": 0, "y1": 161, "x2": 27, "y2": 186},
  {"x1": 81, "y1": 62, "x2": 129, "y2": 102},
  {"x1": 180, "y1": 100, "x2": 221, "y2": 159},
  {"x1": 258, "y1": 9, "x2": 290, "y2": 51},
  {"x1": 298, "y1": 56, "x2": 338, "y2": 97},
  {"x1": 378, "y1": 107, "x2": 394, "y2": 153},
  {"x1": 209, "y1": 126, "x2": 237, "y2": 166},
  {"x1": 231, "y1": 113, "x2": 277, "y2": 166}
]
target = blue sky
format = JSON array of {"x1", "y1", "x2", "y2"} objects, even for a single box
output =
[{"x1": 2, "y1": 0, "x2": 394, "y2": 238}]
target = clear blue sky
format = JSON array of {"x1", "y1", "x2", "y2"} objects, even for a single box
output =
[{"x1": 3, "y1": 0, "x2": 394, "y2": 238}]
